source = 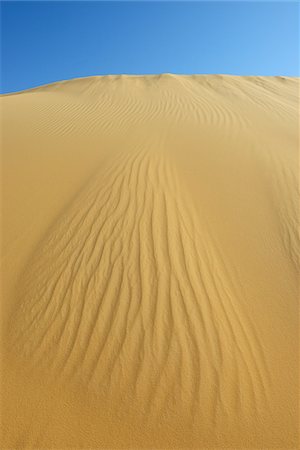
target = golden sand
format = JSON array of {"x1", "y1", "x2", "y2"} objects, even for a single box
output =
[{"x1": 1, "y1": 74, "x2": 299, "y2": 448}]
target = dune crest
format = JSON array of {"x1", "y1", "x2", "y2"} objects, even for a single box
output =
[{"x1": 1, "y1": 75, "x2": 299, "y2": 448}]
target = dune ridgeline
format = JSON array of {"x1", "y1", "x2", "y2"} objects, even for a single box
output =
[{"x1": 1, "y1": 74, "x2": 299, "y2": 448}]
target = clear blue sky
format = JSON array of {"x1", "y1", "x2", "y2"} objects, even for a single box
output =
[{"x1": 1, "y1": 1, "x2": 299, "y2": 93}]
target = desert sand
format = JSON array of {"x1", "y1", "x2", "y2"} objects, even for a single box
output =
[{"x1": 1, "y1": 74, "x2": 299, "y2": 448}]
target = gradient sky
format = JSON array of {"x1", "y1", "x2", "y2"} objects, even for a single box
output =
[{"x1": 1, "y1": 1, "x2": 299, "y2": 93}]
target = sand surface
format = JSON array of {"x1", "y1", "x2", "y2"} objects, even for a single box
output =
[{"x1": 1, "y1": 74, "x2": 299, "y2": 448}]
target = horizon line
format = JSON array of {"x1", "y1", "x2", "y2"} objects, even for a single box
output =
[{"x1": 1, "y1": 72, "x2": 299, "y2": 95}]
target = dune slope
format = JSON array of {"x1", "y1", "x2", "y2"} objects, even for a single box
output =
[{"x1": 1, "y1": 75, "x2": 299, "y2": 448}]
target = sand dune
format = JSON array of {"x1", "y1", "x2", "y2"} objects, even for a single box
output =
[{"x1": 1, "y1": 74, "x2": 299, "y2": 448}]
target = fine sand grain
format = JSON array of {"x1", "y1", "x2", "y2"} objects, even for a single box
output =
[{"x1": 1, "y1": 74, "x2": 299, "y2": 448}]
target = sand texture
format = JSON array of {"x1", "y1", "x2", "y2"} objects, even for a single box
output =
[{"x1": 1, "y1": 74, "x2": 299, "y2": 448}]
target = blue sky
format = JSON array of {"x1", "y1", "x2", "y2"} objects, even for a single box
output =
[{"x1": 1, "y1": 1, "x2": 299, "y2": 93}]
